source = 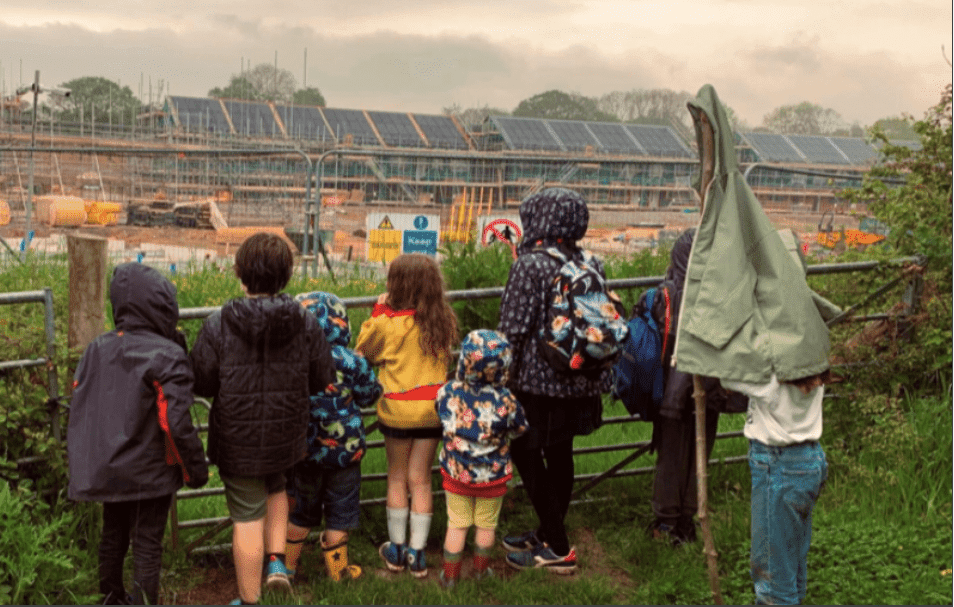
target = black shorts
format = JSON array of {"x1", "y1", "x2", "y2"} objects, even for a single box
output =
[{"x1": 378, "y1": 422, "x2": 442, "y2": 440}]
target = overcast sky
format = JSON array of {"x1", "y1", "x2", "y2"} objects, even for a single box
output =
[{"x1": 1, "y1": 1, "x2": 951, "y2": 128}]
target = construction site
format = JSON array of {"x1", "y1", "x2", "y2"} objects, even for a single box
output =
[{"x1": 0, "y1": 95, "x2": 890, "y2": 266}]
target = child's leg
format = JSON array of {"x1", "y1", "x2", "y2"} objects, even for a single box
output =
[
  {"x1": 473, "y1": 495, "x2": 504, "y2": 576},
  {"x1": 442, "y1": 491, "x2": 472, "y2": 585},
  {"x1": 99, "y1": 501, "x2": 132, "y2": 604},
  {"x1": 442, "y1": 526, "x2": 468, "y2": 585},
  {"x1": 264, "y1": 489, "x2": 289, "y2": 558},
  {"x1": 384, "y1": 436, "x2": 413, "y2": 510},
  {"x1": 407, "y1": 438, "x2": 439, "y2": 549},
  {"x1": 128, "y1": 494, "x2": 174, "y2": 605},
  {"x1": 321, "y1": 464, "x2": 363, "y2": 581},
  {"x1": 407, "y1": 437, "x2": 439, "y2": 516},
  {"x1": 285, "y1": 522, "x2": 311, "y2": 574},
  {"x1": 233, "y1": 517, "x2": 266, "y2": 602},
  {"x1": 223, "y1": 474, "x2": 285, "y2": 602}
]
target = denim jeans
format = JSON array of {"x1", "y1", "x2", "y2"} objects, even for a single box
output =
[{"x1": 749, "y1": 440, "x2": 827, "y2": 605}]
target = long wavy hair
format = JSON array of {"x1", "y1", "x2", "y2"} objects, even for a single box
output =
[{"x1": 386, "y1": 254, "x2": 458, "y2": 358}]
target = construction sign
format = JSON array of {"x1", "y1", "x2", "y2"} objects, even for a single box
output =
[{"x1": 367, "y1": 213, "x2": 440, "y2": 262}]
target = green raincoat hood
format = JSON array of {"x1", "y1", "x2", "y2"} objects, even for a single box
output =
[{"x1": 673, "y1": 84, "x2": 830, "y2": 383}]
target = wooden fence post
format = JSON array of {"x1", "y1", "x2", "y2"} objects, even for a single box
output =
[{"x1": 68, "y1": 233, "x2": 108, "y2": 354}]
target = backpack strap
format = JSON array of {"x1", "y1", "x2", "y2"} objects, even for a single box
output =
[{"x1": 660, "y1": 286, "x2": 671, "y2": 363}]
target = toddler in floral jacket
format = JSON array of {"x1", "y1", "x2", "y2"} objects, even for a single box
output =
[{"x1": 436, "y1": 329, "x2": 528, "y2": 587}]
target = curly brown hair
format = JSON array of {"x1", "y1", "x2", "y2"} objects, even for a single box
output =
[{"x1": 385, "y1": 254, "x2": 458, "y2": 358}]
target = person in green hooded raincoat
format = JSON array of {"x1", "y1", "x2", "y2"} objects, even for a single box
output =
[{"x1": 674, "y1": 84, "x2": 832, "y2": 605}]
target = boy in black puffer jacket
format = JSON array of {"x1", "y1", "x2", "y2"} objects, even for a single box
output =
[
  {"x1": 68, "y1": 262, "x2": 209, "y2": 605},
  {"x1": 191, "y1": 233, "x2": 335, "y2": 605}
]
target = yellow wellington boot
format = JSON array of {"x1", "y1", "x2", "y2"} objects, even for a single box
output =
[{"x1": 321, "y1": 532, "x2": 363, "y2": 581}]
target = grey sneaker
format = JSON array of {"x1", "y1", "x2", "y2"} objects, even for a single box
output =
[
  {"x1": 505, "y1": 543, "x2": 577, "y2": 574},
  {"x1": 501, "y1": 529, "x2": 543, "y2": 552}
]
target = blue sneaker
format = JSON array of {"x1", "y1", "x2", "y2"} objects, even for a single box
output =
[
  {"x1": 406, "y1": 546, "x2": 428, "y2": 579},
  {"x1": 379, "y1": 541, "x2": 407, "y2": 572},
  {"x1": 506, "y1": 543, "x2": 577, "y2": 575},
  {"x1": 501, "y1": 529, "x2": 543, "y2": 552},
  {"x1": 265, "y1": 554, "x2": 292, "y2": 591}
]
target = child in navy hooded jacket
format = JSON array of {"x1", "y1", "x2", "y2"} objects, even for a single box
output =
[
  {"x1": 436, "y1": 329, "x2": 527, "y2": 586},
  {"x1": 68, "y1": 262, "x2": 208, "y2": 605}
]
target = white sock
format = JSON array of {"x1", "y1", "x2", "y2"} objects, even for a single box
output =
[
  {"x1": 408, "y1": 511, "x2": 432, "y2": 550},
  {"x1": 386, "y1": 507, "x2": 409, "y2": 545}
]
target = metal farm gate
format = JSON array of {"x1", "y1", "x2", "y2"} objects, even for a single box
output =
[{"x1": 0, "y1": 255, "x2": 925, "y2": 553}]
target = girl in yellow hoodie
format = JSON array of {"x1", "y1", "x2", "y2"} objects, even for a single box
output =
[{"x1": 356, "y1": 253, "x2": 458, "y2": 579}]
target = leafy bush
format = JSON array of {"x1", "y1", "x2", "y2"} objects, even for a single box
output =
[
  {"x1": 839, "y1": 83, "x2": 953, "y2": 396},
  {"x1": 439, "y1": 241, "x2": 514, "y2": 336},
  {"x1": 0, "y1": 484, "x2": 98, "y2": 604}
]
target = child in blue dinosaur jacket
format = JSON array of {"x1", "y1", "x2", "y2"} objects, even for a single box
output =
[
  {"x1": 435, "y1": 329, "x2": 528, "y2": 587},
  {"x1": 284, "y1": 291, "x2": 383, "y2": 582}
]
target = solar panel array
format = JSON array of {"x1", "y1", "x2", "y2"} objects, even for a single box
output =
[
  {"x1": 170, "y1": 97, "x2": 230, "y2": 134},
  {"x1": 275, "y1": 105, "x2": 333, "y2": 141},
  {"x1": 320, "y1": 108, "x2": 379, "y2": 145},
  {"x1": 367, "y1": 111, "x2": 424, "y2": 147},
  {"x1": 492, "y1": 116, "x2": 563, "y2": 151},
  {"x1": 223, "y1": 100, "x2": 280, "y2": 137},
  {"x1": 413, "y1": 114, "x2": 468, "y2": 149},
  {"x1": 785, "y1": 135, "x2": 849, "y2": 165},
  {"x1": 829, "y1": 138, "x2": 877, "y2": 164},
  {"x1": 547, "y1": 120, "x2": 600, "y2": 152},
  {"x1": 490, "y1": 116, "x2": 695, "y2": 158},
  {"x1": 169, "y1": 96, "x2": 884, "y2": 166},
  {"x1": 585, "y1": 123, "x2": 643, "y2": 154},
  {"x1": 743, "y1": 133, "x2": 805, "y2": 163},
  {"x1": 626, "y1": 125, "x2": 693, "y2": 158}
]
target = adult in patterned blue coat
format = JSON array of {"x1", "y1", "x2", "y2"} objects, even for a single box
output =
[{"x1": 497, "y1": 187, "x2": 607, "y2": 574}]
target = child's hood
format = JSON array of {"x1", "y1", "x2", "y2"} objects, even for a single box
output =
[
  {"x1": 295, "y1": 291, "x2": 351, "y2": 348},
  {"x1": 109, "y1": 262, "x2": 179, "y2": 339},
  {"x1": 455, "y1": 329, "x2": 512, "y2": 388},
  {"x1": 221, "y1": 294, "x2": 306, "y2": 347}
]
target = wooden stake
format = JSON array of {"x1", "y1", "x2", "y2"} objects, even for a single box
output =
[{"x1": 693, "y1": 374, "x2": 723, "y2": 604}]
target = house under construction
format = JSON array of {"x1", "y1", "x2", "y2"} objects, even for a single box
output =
[{"x1": 0, "y1": 95, "x2": 896, "y2": 232}]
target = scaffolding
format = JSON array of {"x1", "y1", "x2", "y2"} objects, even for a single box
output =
[{"x1": 0, "y1": 97, "x2": 874, "y2": 234}]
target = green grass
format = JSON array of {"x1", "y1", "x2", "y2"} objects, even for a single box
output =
[{"x1": 2, "y1": 250, "x2": 952, "y2": 604}]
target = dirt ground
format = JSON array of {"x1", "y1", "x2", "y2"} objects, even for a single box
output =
[{"x1": 0, "y1": 203, "x2": 838, "y2": 261}]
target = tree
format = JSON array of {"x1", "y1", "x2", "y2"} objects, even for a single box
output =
[
  {"x1": 512, "y1": 90, "x2": 616, "y2": 122},
  {"x1": 840, "y1": 84, "x2": 953, "y2": 386},
  {"x1": 53, "y1": 76, "x2": 141, "y2": 125},
  {"x1": 209, "y1": 63, "x2": 297, "y2": 102},
  {"x1": 870, "y1": 115, "x2": 918, "y2": 141},
  {"x1": 596, "y1": 88, "x2": 694, "y2": 127},
  {"x1": 292, "y1": 87, "x2": 325, "y2": 107},
  {"x1": 442, "y1": 103, "x2": 509, "y2": 130},
  {"x1": 761, "y1": 102, "x2": 845, "y2": 135},
  {"x1": 209, "y1": 75, "x2": 259, "y2": 101}
]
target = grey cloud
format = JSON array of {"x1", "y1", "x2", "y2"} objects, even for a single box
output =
[{"x1": 0, "y1": 18, "x2": 947, "y2": 127}]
